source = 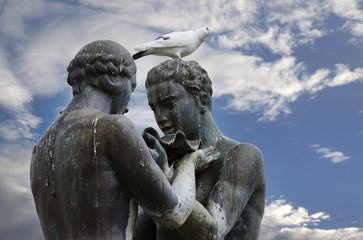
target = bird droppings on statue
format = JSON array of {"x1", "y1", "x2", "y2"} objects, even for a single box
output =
[{"x1": 132, "y1": 27, "x2": 212, "y2": 60}]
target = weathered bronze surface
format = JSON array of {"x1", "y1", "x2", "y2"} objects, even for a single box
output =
[
  {"x1": 30, "y1": 41, "x2": 265, "y2": 240},
  {"x1": 30, "y1": 41, "x2": 215, "y2": 240},
  {"x1": 134, "y1": 60, "x2": 266, "y2": 240}
]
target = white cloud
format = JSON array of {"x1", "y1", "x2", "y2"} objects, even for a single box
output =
[
  {"x1": 65, "y1": 0, "x2": 328, "y2": 57},
  {"x1": 255, "y1": 26, "x2": 295, "y2": 56},
  {"x1": 278, "y1": 227, "x2": 363, "y2": 240},
  {"x1": 123, "y1": 0, "x2": 363, "y2": 121},
  {"x1": 0, "y1": 141, "x2": 42, "y2": 239},
  {"x1": 225, "y1": 0, "x2": 329, "y2": 55},
  {"x1": 1, "y1": 0, "x2": 362, "y2": 126},
  {"x1": 0, "y1": 49, "x2": 32, "y2": 110},
  {"x1": 311, "y1": 144, "x2": 351, "y2": 163},
  {"x1": 0, "y1": 110, "x2": 41, "y2": 142},
  {"x1": 330, "y1": 0, "x2": 363, "y2": 38},
  {"x1": 200, "y1": 46, "x2": 363, "y2": 121},
  {"x1": 0, "y1": 48, "x2": 41, "y2": 142},
  {"x1": 261, "y1": 198, "x2": 363, "y2": 240},
  {"x1": 263, "y1": 199, "x2": 330, "y2": 228},
  {"x1": 0, "y1": 0, "x2": 46, "y2": 39}
]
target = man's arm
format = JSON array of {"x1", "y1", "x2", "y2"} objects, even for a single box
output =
[
  {"x1": 178, "y1": 143, "x2": 265, "y2": 240},
  {"x1": 101, "y1": 115, "x2": 197, "y2": 229}
]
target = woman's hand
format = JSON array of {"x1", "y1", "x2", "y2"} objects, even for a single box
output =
[
  {"x1": 194, "y1": 146, "x2": 220, "y2": 172},
  {"x1": 143, "y1": 132, "x2": 173, "y2": 181}
]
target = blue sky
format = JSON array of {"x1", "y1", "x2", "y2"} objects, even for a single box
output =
[{"x1": 0, "y1": 0, "x2": 363, "y2": 239}]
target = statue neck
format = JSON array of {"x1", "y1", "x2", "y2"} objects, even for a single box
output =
[
  {"x1": 199, "y1": 111, "x2": 224, "y2": 148},
  {"x1": 67, "y1": 87, "x2": 113, "y2": 114}
]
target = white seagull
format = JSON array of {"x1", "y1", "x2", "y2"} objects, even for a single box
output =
[{"x1": 133, "y1": 27, "x2": 212, "y2": 60}]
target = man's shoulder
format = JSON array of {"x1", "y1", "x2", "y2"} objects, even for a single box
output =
[
  {"x1": 223, "y1": 143, "x2": 265, "y2": 190},
  {"x1": 97, "y1": 114, "x2": 135, "y2": 130},
  {"x1": 60, "y1": 111, "x2": 136, "y2": 136},
  {"x1": 97, "y1": 114, "x2": 141, "y2": 143},
  {"x1": 225, "y1": 142, "x2": 264, "y2": 170},
  {"x1": 233, "y1": 143, "x2": 263, "y2": 160}
]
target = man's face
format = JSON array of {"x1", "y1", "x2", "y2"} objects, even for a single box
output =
[{"x1": 147, "y1": 80, "x2": 201, "y2": 140}]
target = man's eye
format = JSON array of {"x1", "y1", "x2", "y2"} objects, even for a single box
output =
[{"x1": 166, "y1": 100, "x2": 178, "y2": 108}]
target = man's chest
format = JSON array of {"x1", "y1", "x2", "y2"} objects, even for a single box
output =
[{"x1": 195, "y1": 163, "x2": 220, "y2": 204}]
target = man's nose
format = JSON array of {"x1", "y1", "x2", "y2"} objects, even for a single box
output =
[{"x1": 156, "y1": 111, "x2": 168, "y2": 125}]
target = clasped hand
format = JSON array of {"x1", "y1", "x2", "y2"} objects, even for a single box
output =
[{"x1": 143, "y1": 132, "x2": 219, "y2": 182}]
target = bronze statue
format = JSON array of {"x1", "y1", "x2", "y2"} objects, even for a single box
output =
[
  {"x1": 135, "y1": 60, "x2": 266, "y2": 239},
  {"x1": 30, "y1": 40, "x2": 216, "y2": 240}
]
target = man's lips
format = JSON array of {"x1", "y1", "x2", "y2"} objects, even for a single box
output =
[{"x1": 162, "y1": 126, "x2": 174, "y2": 134}]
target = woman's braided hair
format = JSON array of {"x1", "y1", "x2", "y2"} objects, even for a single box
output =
[{"x1": 67, "y1": 40, "x2": 136, "y2": 95}]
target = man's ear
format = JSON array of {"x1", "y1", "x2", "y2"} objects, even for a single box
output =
[{"x1": 200, "y1": 92, "x2": 209, "y2": 114}]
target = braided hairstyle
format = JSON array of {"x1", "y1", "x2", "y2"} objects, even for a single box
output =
[
  {"x1": 146, "y1": 60, "x2": 213, "y2": 111},
  {"x1": 67, "y1": 40, "x2": 136, "y2": 95}
]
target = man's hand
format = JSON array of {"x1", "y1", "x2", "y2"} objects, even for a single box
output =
[
  {"x1": 182, "y1": 146, "x2": 219, "y2": 172},
  {"x1": 195, "y1": 146, "x2": 220, "y2": 172}
]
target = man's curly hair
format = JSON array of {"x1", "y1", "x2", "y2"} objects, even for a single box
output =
[
  {"x1": 145, "y1": 60, "x2": 213, "y2": 111},
  {"x1": 67, "y1": 40, "x2": 136, "y2": 95}
]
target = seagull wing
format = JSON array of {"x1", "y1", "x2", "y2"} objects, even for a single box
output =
[{"x1": 134, "y1": 31, "x2": 192, "y2": 51}]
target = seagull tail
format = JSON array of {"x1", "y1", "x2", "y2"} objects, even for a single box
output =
[{"x1": 132, "y1": 50, "x2": 148, "y2": 60}]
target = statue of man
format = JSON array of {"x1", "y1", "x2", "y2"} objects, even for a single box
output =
[
  {"x1": 136, "y1": 60, "x2": 266, "y2": 239},
  {"x1": 30, "y1": 41, "x2": 214, "y2": 240}
]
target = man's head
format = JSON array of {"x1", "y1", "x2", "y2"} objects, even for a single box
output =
[
  {"x1": 67, "y1": 40, "x2": 137, "y2": 96},
  {"x1": 145, "y1": 60, "x2": 213, "y2": 139},
  {"x1": 146, "y1": 60, "x2": 212, "y2": 112}
]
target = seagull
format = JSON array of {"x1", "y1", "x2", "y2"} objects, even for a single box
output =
[{"x1": 133, "y1": 27, "x2": 212, "y2": 60}]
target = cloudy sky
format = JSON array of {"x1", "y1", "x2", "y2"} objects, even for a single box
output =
[{"x1": 1, "y1": 0, "x2": 363, "y2": 239}]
